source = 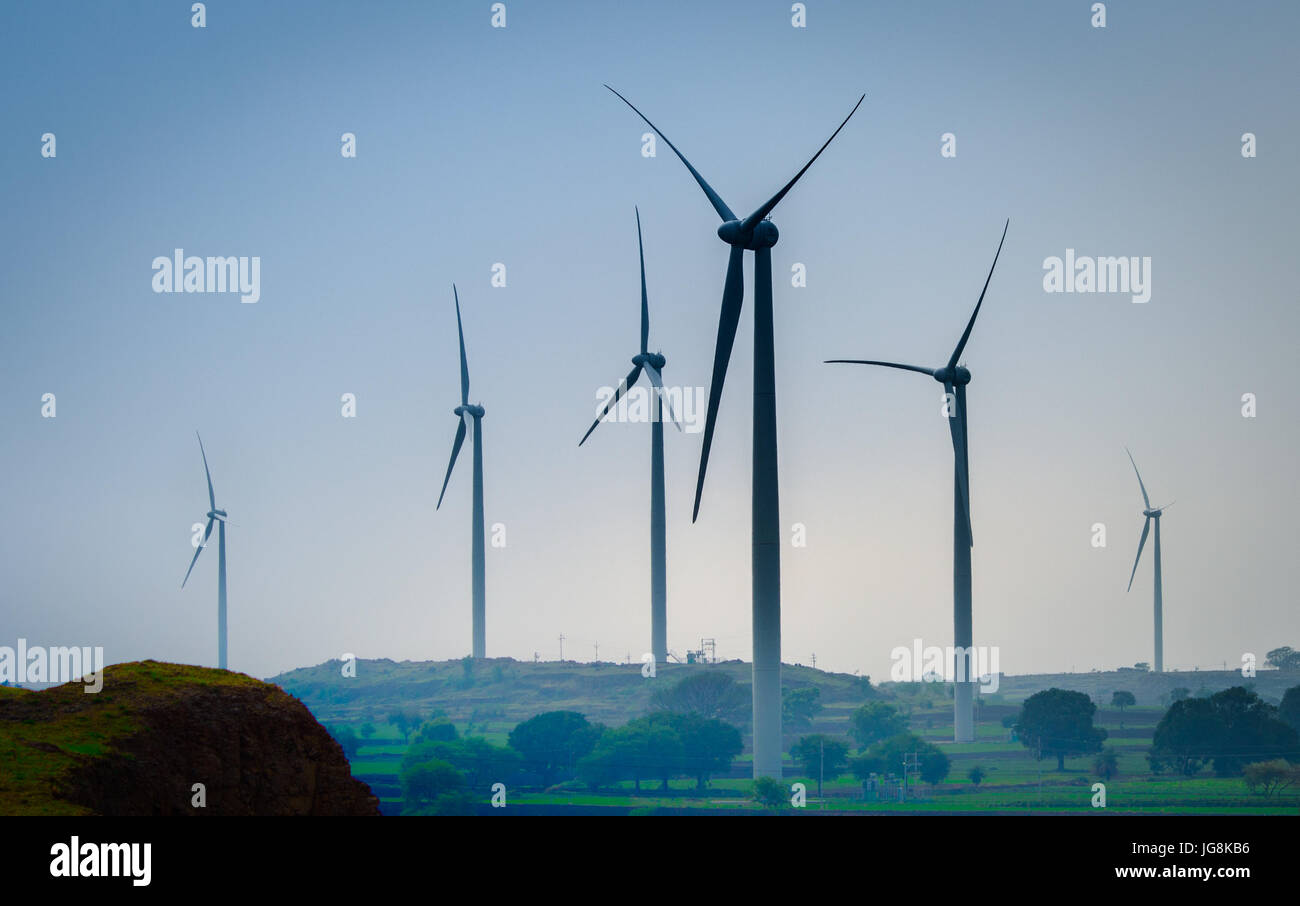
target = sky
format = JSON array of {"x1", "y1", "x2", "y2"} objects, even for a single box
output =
[{"x1": 1, "y1": 0, "x2": 1297, "y2": 684}]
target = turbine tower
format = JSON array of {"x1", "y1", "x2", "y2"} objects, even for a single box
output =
[
  {"x1": 826, "y1": 221, "x2": 1008, "y2": 743},
  {"x1": 182, "y1": 431, "x2": 229, "y2": 670},
  {"x1": 1125, "y1": 448, "x2": 1171, "y2": 673},
  {"x1": 437, "y1": 286, "x2": 487, "y2": 659},
  {"x1": 579, "y1": 208, "x2": 682, "y2": 666},
  {"x1": 608, "y1": 86, "x2": 864, "y2": 778}
]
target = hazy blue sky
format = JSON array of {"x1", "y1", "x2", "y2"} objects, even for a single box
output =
[{"x1": 2, "y1": 0, "x2": 1297, "y2": 683}]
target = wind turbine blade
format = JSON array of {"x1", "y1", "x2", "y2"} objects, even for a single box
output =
[
  {"x1": 196, "y1": 431, "x2": 216, "y2": 510},
  {"x1": 824, "y1": 359, "x2": 935, "y2": 377},
  {"x1": 436, "y1": 416, "x2": 468, "y2": 509},
  {"x1": 692, "y1": 245, "x2": 746, "y2": 522},
  {"x1": 1127, "y1": 516, "x2": 1151, "y2": 592},
  {"x1": 579, "y1": 364, "x2": 644, "y2": 446},
  {"x1": 739, "y1": 94, "x2": 865, "y2": 232},
  {"x1": 1125, "y1": 447, "x2": 1151, "y2": 509},
  {"x1": 948, "y1": 219, "x2": 1009, "y2": 370},
  {"x1": 182, "y1": 518, "x2": 214, "y2": 588},
  {"x1": 945, "y1": 382, "x2": 972, "y2": 544},
  {"x1": 604, "y1": 85, "x2": 736, "y2": 223},
  {"x1": 643, "y1": 363, "x2": 683, "y2": 432},
  {"x1": 637, "y1": 207, "x2": 649, "y2": 355},
  {"x1": 454, "y1": 285, "x2": 470, "y2": 406}
]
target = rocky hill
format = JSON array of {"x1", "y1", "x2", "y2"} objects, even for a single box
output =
[{"x1": 0, "y1": 660, "x2": 379, "y2": 816}]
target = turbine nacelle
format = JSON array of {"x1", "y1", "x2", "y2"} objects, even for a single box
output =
[
  {"x1": 206, "y1": 509, "x2": 228, "y2": 521},
  {"x1": 933, "y1": 365, "x2": 972, "y2": 386},
  {"x1": 1143, "y1": 508, "x2": 1162, "y2": 519},
  {"x1": 632, "y1": 351, "x2": 666, "y2": 371},
  {"x1": 717, "y1": 218, "x2": 779, "y2": 250},
  {"x1": 455, "y1": 403, "x2": 485, "y2": 419}
]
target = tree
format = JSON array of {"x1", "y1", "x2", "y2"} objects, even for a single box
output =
[
  {"x1": 1279, "y1": 685, "x2": 1300, "y2": 732},
  {"x1": 1150, "y1": 686, "x2": 1299, "y2": 777},
  {"x1": 671, "y1": 713, "x2": 743, "y2": 790},
  {"x1": 1202, "y1": 686, "x2": 1298, "y2": 776},
  {"x1": 790, "y1": 735, "x2": 850, "y2": 796},
  {"x1": 1015, "y1": 688, "x2": 1107, "y2": 771},
  {"x1": 854, "y1": 732, "x2": 950, "y2": 786},
  {"x1": 967, "y1": 765, "x2": 986, "y2": 786},
  {"x1": 400, "y1": 759, "x2": 473, "y2": 815},
  {"x1": 1149, "y1": 696, "x2": 1220, "y2": 776},
  {"x1": 1266, "y1": 647, "x2": 1300, "y2": 670},
  {"x1": 1169, "y1": 687, "x2": 1191, "y2": 704},
  {"x1": 650, "y1": 672, "x2": 750, "y2": 724},
  {"x1": 359, "y1": 722, "x2": 376, "y2": 740},
  {"x1": 387, "y1": 707, "x2": 422, "y2": 742},
  {"x1": 413, "y1": 718, "x2": 458, "y2": 744},
  {"x1": 848, "y1": 701, "x2": 908, "y2": 750},
  {"x1": 624, "y1": 714, "x2": 686, "y2": 791},
  {"x1": 508, "y1": 711, "x2": 603, "y2": 787},
  {"x1": 1134, "y1": 662, "x2": 1150, "y2": 671},
  {"x1": 782, "y1": 686, "x2": 823, "y2": 730},
  {"x1": 1094, "y1": 746, "x2": 1120, "y2": 781},
  {"x1": 751, "y1": 776, "x2": 787, "y2": 811},
  {"x1": 1111, "y1": 690, "x2": 1136, "y2": 728},
  {"x1": 403, "y1": 737, "x2": 521, "y2": 790},
  {"x1": 327, "y1": 725, "x2": 361, "y2": 760},
  {"x1": 578, "y1": 724, "x2": 667, "y2": 792},
  {"x1": 1242, "y1": 760, "x2": 1298, "y2": 798}
]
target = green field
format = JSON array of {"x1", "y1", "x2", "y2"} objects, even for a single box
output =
[{"x1": 284, "y1": 658, "x2": 1300, "y2": 814}]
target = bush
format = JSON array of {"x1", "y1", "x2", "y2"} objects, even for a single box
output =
[
  {"x1": 1242, "y1": 760, "x2": 1298, "y2": 798},
  {"x1": 751, "y1": 776, "x2": 787, "y2": 810}
]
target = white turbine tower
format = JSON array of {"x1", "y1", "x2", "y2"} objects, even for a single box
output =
[
  {"x1": 182, "y1": 431, "x2": 229, "y2": 670},
  {"x1": 1125, "y1": 448, "x2": 1172, "y2": 673}
]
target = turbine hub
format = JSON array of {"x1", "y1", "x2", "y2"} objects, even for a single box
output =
[
  {"x1": 932, "y1": 365, "x2": 972, "y2": 385},
  {"x1": 717, "y1": 218, "x2": 779, "y2": 250},
  {"x1": 1144, "y1": 509, "x2": 1161, "y2": 518},
  {"x1": 207, "y1": 509, "x2": 227, "y2": 521},
  {"x1": 455, "y1": 403, "x2": 485, "y2": 419},
  {"x1": 633, "y1": 352, "x2": 666, "y2": 370}
]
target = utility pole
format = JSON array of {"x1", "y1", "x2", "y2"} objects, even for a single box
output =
[
  {"x1": 533, "y1": 651, "x2": 538, "y2": 663},
  {"x1": 811, "y1": 652, "x2": 816, "y2": 670},
  {"x1": 594, "y1": 641, "x2": 599, "y2": 663},
  {"x1": 558, "y1": 633, "x2": 565, "y2": 662},
  {"x1": 901, "y1": 752, "x2": 917, "y2": 803}
]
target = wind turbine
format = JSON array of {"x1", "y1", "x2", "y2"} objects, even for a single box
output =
[
  {"x1": 182, "y1": 431, "x2": 229, "y2": 670},
  {"x1": 437, "y1": 286, "x2": 488, "y2": 659},
  {"x1": 607, "y1": 85, "x2": 864, "y2": 779},
  {"x1": 826, "y1": 220, "x2": 1008, "y2": 743},
  {"x1": 1125, "y1": 448, "x2": 1171, "y2": 673},
  {"x1": 578, "y1": 207, "x2": 682, "y2": 667}
]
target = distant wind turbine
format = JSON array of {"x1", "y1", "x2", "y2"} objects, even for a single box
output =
[
  {"x1": 437, "y1": 286, "x2": 488, "y2": 659},
  {"x1": 578, "y1": 208, "x2": 682, "y2": 667},
  {"x1": 182, "y1": 431, "x2": 229, "y2": 670},
  {"x1": 826, "y1": 220, "x2": 1008, "y2": 743},
  {"x1": 608, "y1": 85, "x2": 864, "y2": 779},
  {"x1": 1125, "y1": 448, "x2": 1172, "y2": 673}
]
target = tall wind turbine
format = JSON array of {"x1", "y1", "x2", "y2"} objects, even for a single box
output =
[
  {"x1": 182, "y1": 431, "x2": 229, "y2": 670},
  {"x1": 607, "y1": 85, "x2": 864, "y2": 779},
  {"x1": 578, "y1": 208, "x2": 682, "y2": 667},
  {"x1": 826, "y1": 221, "x2": 1008, "y2": 743},
  {"x1": 1125, "y1": 448, "x2": 1171, "y2": 673},
  {"x1": 437, "y1": 286, "x2": 488, "y2": 659}
]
